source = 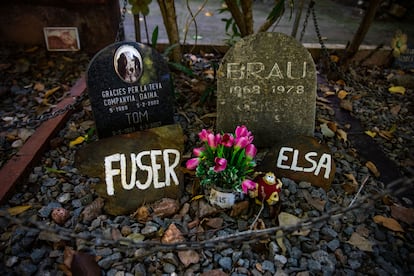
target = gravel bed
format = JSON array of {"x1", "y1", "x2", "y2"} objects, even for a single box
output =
[{"x1": 1, "y1": 46, "x2": 413, "y2": 275}]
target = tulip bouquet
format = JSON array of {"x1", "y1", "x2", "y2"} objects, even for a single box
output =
[{"x1": 186, "y1": 125, "x2": 257, "y2": 192}]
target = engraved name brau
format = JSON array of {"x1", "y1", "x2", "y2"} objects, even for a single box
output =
[{"x1": 226, "y1": 61, "x2": 308, "y2": 80}]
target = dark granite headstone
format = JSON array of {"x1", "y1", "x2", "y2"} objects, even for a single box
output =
[
  {"x1": 75, "y1": 124, "x2": 184, "y2": 215},
  {"x1": 258, "y1": 136, "x2": 335, "y2": 190},
  {"x1": 87, "y1": 42, "x2": 174, "y2": 138},
  {"x1": 217, "y1": 32, "x2": 317, "y2": 147}
]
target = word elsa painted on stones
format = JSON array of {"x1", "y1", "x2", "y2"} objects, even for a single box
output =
[
  {"x1": 217, "y1": 32, "x2": 317, "y2": 147},
  {"x1": 276, "y1": 146, "x2": 332, "y2": 179},
  {"x1": 104, "y1": 149, "x2": 180, "y2": 196},
  {"x1": 259, "y1": 136, "x2": 335, "y2": 190}
]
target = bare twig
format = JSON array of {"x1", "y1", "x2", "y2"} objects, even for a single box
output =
[{"x1": 348, "y1": 175, "x2": 370, "y2": 207}]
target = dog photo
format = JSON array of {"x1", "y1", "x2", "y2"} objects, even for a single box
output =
[{"x1": 114, "y1": 45, "x2": 143, "y2": 83}]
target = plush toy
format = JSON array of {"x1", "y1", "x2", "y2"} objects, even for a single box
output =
[{"x1": 249, "y1": 172, "x2": 283, "y2": 205}]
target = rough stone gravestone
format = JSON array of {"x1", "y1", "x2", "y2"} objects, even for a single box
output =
[
  {"x1": 217, "y1": 32, "x2": 317, "y2": 147},
  {"x1": 87, "y1": 41, "x2": 174, "y2": 139},
  {"x1": 75, "y1": 124, "x2": 184, "y2": 216}
]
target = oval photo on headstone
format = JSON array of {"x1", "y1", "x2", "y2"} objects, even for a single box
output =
[{"x1": 87, "y1": 41, "x2": 174, "y2": 139}]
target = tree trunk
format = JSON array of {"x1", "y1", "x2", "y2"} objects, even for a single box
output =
[
  {"x1": 257, "y1": 0, "x2": 284, "y2": 33},
  {"x1": 241, "y1": 0, "x2": 254, "y2": 35},
  {"x1": 342, "y1": 0, "x2": 381, "y2": 68},
  {"x1": 224, "y1": 0, "x2": 247, "y2": 36},
  {"x1": 157, "y1": 0, "x2": 182, "y2": 63},
  {"x1": 133, "y1": 14, "x2": 141, "y2": 42}
]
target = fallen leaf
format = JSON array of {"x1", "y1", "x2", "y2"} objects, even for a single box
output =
[
  {"x1": 340, "y1": 99, "x2": 353, "y2": 112},
  {"x1": 202, "y1": 217, "x2": 223, "y2": 229},
  {"x1": 64, "y1": 246, "x2": 76, "y2": 269},
  {"x1": 388, "y1": 86, "x2": 406, "y2": 95},
  {"x1": 378, "y1": 130, "x2": 393, "y2": 140},
  {"x1": 25, "y1": 46, "x2": 39, "y2": 53},
  {"x1": 336, "y1": 79, "x2": 346, "y2": 86},
  {"x1": 390, "y1": 105, "x2": 401, "y2": 115},
  {"x1": 178, "y1": 250, "x2": 200, "y2": 267},
  {"x1": 18, "y1": 128, "x2": 34, "y2": 142},
  {"x1": 330, "y1": 55, "x2": 340, "y2": 63},
  {"x1": 316, "y1": 96, "x2": 331, "y2": 103},
  {"x1": 81, "y1": 198, "x2": 104, "y2": 223},
  {"x1": 123, "y1": 233, "x2": 145, "y2": 244},
  {"x1": 336, "y1": 129, "x2": 348, "y2": 142},
  {"x1": 111, "y1": 228, "x2": 122, "y2": 241},
  {"x1": 390, "y1": 205, "x2": 414, "y2": 225},
  {"x1": 347, "y1": 232, "x2": 374, "y2": 252},
  {"x1": 275, "y1": 230, "x2": 286, "y2": 255},
  {"x1": 45, "y1": 167, "x2": 67, "y2": 174},
  {"x1": 344, "y1": 173, "x2": 358, "y2": 185},
  {"x1": 11, "y1": 139, "x2": 23, "y2": 148},
  {"x1": 324, "y1": 91, "x2": 336, "y2": 97},
  {"x1": 355, "y1": 225, "x2": 370, "y2": 238},
  {"x1": 327, "y1": 121, "x2": 337, "y2": 133},
  {"x1": 342, "y1": 173, "x2": 358, "y2": 194},
  {"x1": 230, "y1": 200, "x2": 249, "y2": 217},
  {"x1": 302, "y1": 190, "x2": 326, "y2": 212},
  {"x1": 252, "y1": 218, "x2": 270, "y2": 243},
  {"x1": 69, "y1": 136, "x2": 85, "y2": 147},
  {"x1": 71, "y1": 251, "x2": 101, "y2": 276},
  {"x1": 342, "y1": 182, "x2": 358, "y2": 194},
  {"x1": 365, "y1": 161, "x2": 380, "y2": 177},
  {"x1": 191, "y1": 194, "x2": 204, "y2": 202},
  {"x1": 33, "y1": 82, "x2": 45, "y2": 91},
  {"x1": 337, "y1": 90, "x2": 348, "y2": 100},
  {"x1": 373, "y1": 215, "x2": 404, "y2": 232},
  {"x1": 255, "y1": 263, "x2": 264, "y2": 273},
  {"x1": 44, "y1": 86, "x2": 60, "y2": 98},
  {"x1": 7, "y1": 205, "x2": 31, "y2": 216},
  {"x1": 132, "y1": 206, "x2": 150, "y2": 223},
  {"x1": 320, "y1": 123, "x2": 335, "y2": 137},
  {"x1": 365, "y1": 130, "x2": 377, "y2": 138},
  {"x1": 278, "y1": 212, "x2": 310, "y2": 236}
]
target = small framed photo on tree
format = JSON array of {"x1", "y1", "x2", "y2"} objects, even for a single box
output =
[{"x1": 43, "y1": 27, "x2": 80, "y2": 51}]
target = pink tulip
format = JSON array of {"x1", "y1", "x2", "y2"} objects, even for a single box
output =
[
  {"x1": 234, "y1": 136, "x2": 249, "y2": 149},
  {"x1": 207, "y1": 133, "x2": 221, "y2": 149},
  {"x1": 186, "y1": 158, "x2": 200, "y2": 170},
  {"x1": 241, "y1": 179, "x2": 256, "y2": 194},
  {"x1": 221, "y1": 133, "x2": 234, "y2": 147},
  {"x1": 245, "y1": 144, "x2": 257, "y2": 160},
  {"x1": 235, "y1": 125, "x2": 250, "y2": 138},
  {"x1": 235, "y1": 125, "x2": 254, "y2": 143},
  {"x1": 193, "y1": 147, "x2": 205, "y2": 157},
  {"x1": 213, "y1": 157, "x2": 227, "y2": 172},
  {"x1": 198, "y1": 129, "x2": 212, "y2": 142}
]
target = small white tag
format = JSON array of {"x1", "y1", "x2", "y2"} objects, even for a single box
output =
[{"x1": 209, "y1": 188, "x2": 236, "y2": 209}]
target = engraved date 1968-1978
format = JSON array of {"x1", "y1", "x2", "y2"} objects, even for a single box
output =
[{"x1": 229, "y1": 85, "x2": 304, "y2": 97}]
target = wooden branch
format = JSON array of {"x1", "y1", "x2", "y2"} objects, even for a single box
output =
[
  {"x1": 156, "y1": 0, "x2": 182, "y2": 62},
  {"x1": 224, "y1": 0, "x2": 247, "y2": 36},
  {"x1": 342, "y1": 0, "x2": 381, "y2": 68},
  {"x1": 257, "y1": 0, "x2": 284, "y2": 33},
  {"x1": 241, "y1": 0, "x2": 254, "y2": 35}
]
